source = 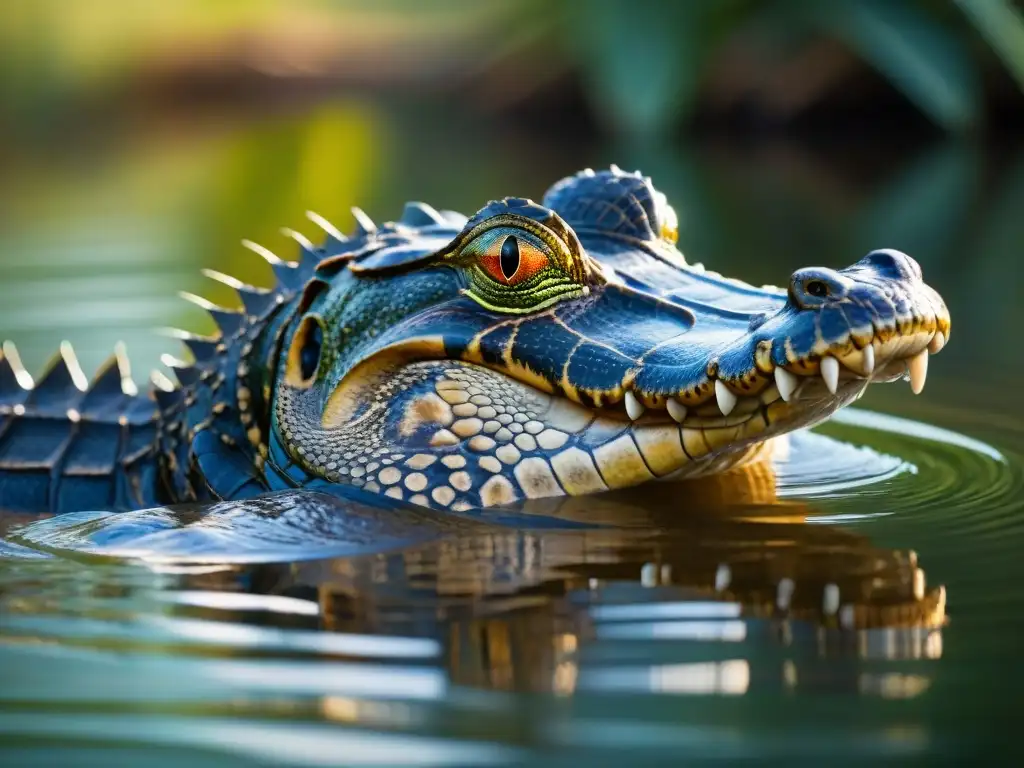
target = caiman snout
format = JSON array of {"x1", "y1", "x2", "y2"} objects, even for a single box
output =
[
  {"x1": 789, "y1": 249, "x2": 925, "y2": 309},
  {"x1": 758, "y1": 247, "x2": 949, "y2": 400}
]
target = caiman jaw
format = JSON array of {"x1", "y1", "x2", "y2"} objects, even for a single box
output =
[
  {"x1": 609, "y1": 248, "x2": 951, "y2": 451},
  {"x1": 612, "y1": 321, "x2": 947, "y2": 477},
  {"x1": 271, "y1": 315, "x2": 947, "y2": 511},
  {"x1": 621, "y1": 310, "x2": 949, "y2": 433},
  {"x1": 274, "y1": 356, "x2": 784, "y2": 510}
]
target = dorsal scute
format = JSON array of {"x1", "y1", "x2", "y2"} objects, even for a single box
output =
[
  {"x1": 79, "y1": 347, "x2": 142, "y2": 417},
  {"x1": 270, "y1": 262, "x2": 306, "y2": 293},
  {"x1": 463, "y1": 197, "x2": 555, "y2": 230},
  {"x1": 28, "y1": 342, "x2": 89, "y2": 411},
  {"x1": 542, "y1": 167, "x2": 677, "y2": 244},
  {"x1": 332, "y1": 204, "x2": 465, "y2": 275},
  {"x1": 399, "y1": 201, "x2": 446, "y2": 227},
  {"x1": 237, "y1": 287, "x2": 279, "y2": 319},
  {"x1": 161, "y1": 353, "x2": 200, "y2": 388},
  {"x1": 82, "y1": 355, "x2": 127, "y2": 401},
  {"x1": 2, "y1": 341, "x2": 152, "y2": 420},
  {"x1": 350, "y1": 206, "x2": 376, "y2": 235},
  {"x1": 152, "y1": 383, "x2": 182, "y2": 414},
  {"x1": 182, "y1": 335, "x2": 219, "y2": 366}
]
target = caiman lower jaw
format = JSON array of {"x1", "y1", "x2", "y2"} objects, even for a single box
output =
[
  {"x1": 294, "y1": 325, "x2": 945, "y2": 510},
  {"x1": 503, "y1": 325, "x2": 948, "y2": 495},
  {"x1": 769, "y1": 325, "x2": 945, "y2": 404},
  {"x1": 416, "y1": 361, "x2": 782, "y2": 504}
]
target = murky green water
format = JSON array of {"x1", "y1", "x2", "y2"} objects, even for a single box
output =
[{"x1": 2, "y1": 102, "x2": 1023, "y2": 764}]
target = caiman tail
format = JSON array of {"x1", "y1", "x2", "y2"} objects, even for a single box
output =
[{"x1": 0, "y1": 222, "x2": 333, "y2": 515}]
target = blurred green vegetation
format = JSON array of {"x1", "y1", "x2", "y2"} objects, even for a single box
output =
[
  {"x1": 1, "y1": 0, "x2": 1023, "y2": 140},
  {"x1": 565, "y1": 0, "x2": 1024, "y2": 136},
  {"x1": 0, "y1": 0, "x2": 1021, "y2": 392}
]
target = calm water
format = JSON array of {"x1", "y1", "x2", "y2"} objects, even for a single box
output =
[{"x1": 1, "y1": 101, "x2": 1023, "y2": 764}]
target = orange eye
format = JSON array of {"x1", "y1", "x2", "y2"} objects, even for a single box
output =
[{"x1": 478, "y1": 234, "x2": 549, "y2": 286}]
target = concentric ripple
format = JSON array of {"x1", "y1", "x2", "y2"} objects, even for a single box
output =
[
  {"x1": 0, "y1": 408, "x2": 1021, "y2": 764},
  {"x1": 808, "y1": 408, "x2": 1024, "y2": 539},
  {"x1": 774, "y1": 425, "x2": 911, "y2": 499},
  {"x1": 1, "y1": 408, "x2": 1014, "y2": 564}
]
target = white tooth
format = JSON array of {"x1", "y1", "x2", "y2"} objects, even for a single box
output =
[
  {"x1": 823, "y1": 583, "x2": 840, "y2": 616},
  {"x1": 861, "y1": 344, "x2": 875, "y2": 376},
  {"x1": 641, "y1": 562, "x2": 657, "y2": 586},
  {"x1": 714, "y1": 380, "x2": 737, "y2": 416},
  {"x1": 928, "y1": 332, "x2": 946, "y2": 354},
  {"x1": 774, "y1": 366, "x2": 798, "y2": 402},
  {"x1": 839, "y1": 605, "x2": 855, "y2": 630},
  {"x1": 624, "y1": 390, "x2": 645, "y2": 421},
  {"x1": 776, "y1": 577, "x2": 795, "y2": 611},
  {"x1": 666, "y1": 398, "x2": 688, "y2": 423},
  {"x1": 913, "y1": 568, "x2": 926, "y2": 600},
  {"x1": 715, "y1": 563, "x2": 731, "y2": 591},
  {"x1": 820, "y1": 356, "x2": 839, "y2": 395},
  {"x1": 908, "y1": 348, "x2": 929, "y2": 394}
]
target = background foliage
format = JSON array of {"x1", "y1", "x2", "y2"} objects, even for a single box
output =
[{"x1": 2, "y1": 1, "x2": 1023, "y2": 141}]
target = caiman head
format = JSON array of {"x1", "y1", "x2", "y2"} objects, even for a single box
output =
[{"x1": 250, "y1": 168, "x2": 950, "y2": 511}]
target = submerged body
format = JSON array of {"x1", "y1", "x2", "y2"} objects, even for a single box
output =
[{"x1": 0, "y1": 168, "x2": 949, "y2": 515}]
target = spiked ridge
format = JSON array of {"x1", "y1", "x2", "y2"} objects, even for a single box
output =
[
  {"x1": 350, "y1": 206, "x2": 377, "y2": 235},
  {"x1": 154, "y1": 205, "x2": 466, "y2": 507},
  {"x1": 0, "y1": 341, "x2": 166, "y2": 512},
  {"x1": 0, "y1": 211, "x2": 352, "y2": 514},
  {"x1": 131, "y1": 206, "x2": 417, "y2": 507}
]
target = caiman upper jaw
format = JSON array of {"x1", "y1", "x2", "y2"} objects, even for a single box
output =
[{"x1": 594, "y1": 248, "x2": 950, "y2": 426}]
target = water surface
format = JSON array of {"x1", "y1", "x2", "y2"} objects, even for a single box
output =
[{"x1": 1, "y1": 102, "x2": 1022, "y2": 764}]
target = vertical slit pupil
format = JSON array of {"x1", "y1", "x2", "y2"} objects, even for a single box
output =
[{"x1": 499, "y1": 235, "x2": 520, "y2": 281}]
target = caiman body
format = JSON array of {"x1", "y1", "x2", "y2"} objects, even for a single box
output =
[{"x1": 0, "y1": 168, "x2": 950, "y2": 515}]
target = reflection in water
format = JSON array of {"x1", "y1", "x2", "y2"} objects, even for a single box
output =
[
  {"x1": 2, "y1": 403, "x2": 1019, "y2": 761},
  {"x1": 2, "y1": 103, "x2": 1023, "y2": 761}
]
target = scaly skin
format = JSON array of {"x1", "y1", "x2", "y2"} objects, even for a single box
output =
[{"x1": 0, "y1": 168, "x2": 950, "y2": 515}]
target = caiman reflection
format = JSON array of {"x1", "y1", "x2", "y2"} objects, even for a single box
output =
[
  {"x1": 279, "y1": 466, "x2": 944, "y2": 698},
  {"x1": 92, "y1": 452, "x2": 940, "y2": 700}
]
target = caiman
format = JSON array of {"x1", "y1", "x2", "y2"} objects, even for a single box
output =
[{"x1": 0, "y1": 167, "x2": 950, "y2": 515}]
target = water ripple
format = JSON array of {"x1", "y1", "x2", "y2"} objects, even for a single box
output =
[{"x1": 0, "y1": 408, "x2": 1020, "y2": 764}]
